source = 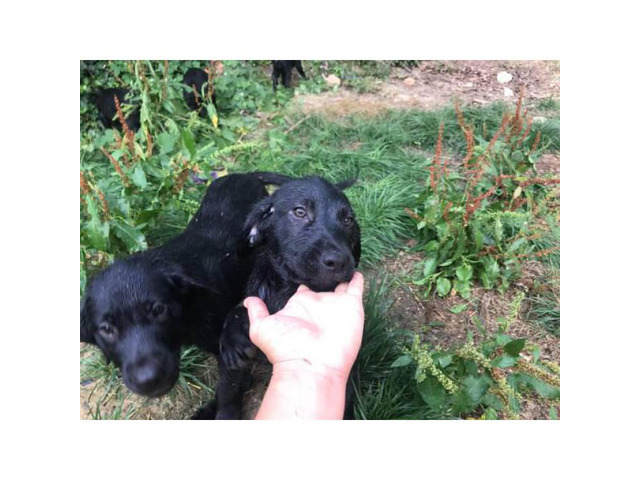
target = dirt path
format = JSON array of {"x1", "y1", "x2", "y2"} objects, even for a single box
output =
[{"x1": 294, "y1": 61, "x2": 559, "y2": 117}]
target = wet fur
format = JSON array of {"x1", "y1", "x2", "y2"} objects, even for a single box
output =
[
  {"x1": 80, "y1": 172, "x2": 289, "y2": 403},
  {"x1": 199, "y1": 176, "x2": 361, "y2": 419}
]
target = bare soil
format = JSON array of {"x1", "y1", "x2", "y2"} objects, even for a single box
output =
[
  {"x1": 383, "y1": 249, "x2": 560, "y2": 420},
  {"x1": 293, "y1": 60, "x2": 559, "y2": 118}
]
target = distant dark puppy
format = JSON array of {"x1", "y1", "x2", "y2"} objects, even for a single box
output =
[
  {"x1": 94, "y1": 87, "x2": 141, "y2": 131},
  {"x1": 182, "y1": 67, "x2": 217, "y2": 118},
  {"x1": 271, "y1": 60, "x2": 306, "y2": 91},
  {"x1": 205, "y1": 176, "x2": 361, "y2": 420},
  {"x1": 80, "y1": 172, "x2": 289, "y2": 401}
]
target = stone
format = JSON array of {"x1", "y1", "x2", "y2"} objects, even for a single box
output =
[
  {"x1": 497, "y1": 71, "x2": 513, "y2": 84},
  {"x1": 325, "y1": 74, "x2": 341, "y2": 86}
]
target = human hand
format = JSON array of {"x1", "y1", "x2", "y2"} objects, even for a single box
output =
[{"x1": 243, "y1": 272, "x2": 365, "y2": 382}]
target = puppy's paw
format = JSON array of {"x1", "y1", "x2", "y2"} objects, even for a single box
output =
[
  {"x1": 220, "y1": 308, "x2": 257, "y2": 370},
  {"x1": 191, "y1": 401, "x2": 218, "y2": 420},
  {"x1": 220, "y1": 329, "x2": 258, "y2": 370}
]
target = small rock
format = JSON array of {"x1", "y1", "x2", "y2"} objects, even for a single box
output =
[
  {"x1": 325, "y1": 74, "x2": 341, "y2": 86},
  {"x1": 404, "y1": 77, "x2": 416, "y2": 86},
  {"x1": 464, "y1": 82, "x2": 473, "y2": 88},
  {"x1": 472, "y1": 98, "x2": 488, "y2": 105},
  {"x1": 503, "y1": 87, "x2": 514, "y2": 97},
  {"x1": 497, "y1": 71, "x2": 513, "y2": 84},
  {"x1": 533, "y1": 116, "x2": 547, "y2": 123}
]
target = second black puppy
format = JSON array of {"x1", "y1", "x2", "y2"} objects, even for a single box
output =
[
  {"x1": 207, "y1": 176, "x2": 361, "y2": 420},
  {"x1": 81, "y1": 172, "x2": 288, "y2": 405},
  {"x1": 94, "y1": 87, "x2": 141, "y2": 131},
  {"x1": 271, "y1": 60, "x2": 306, "y2": 91},
  {"x1": 182, "y1": 67, "x2": 217, "y2": 119}
]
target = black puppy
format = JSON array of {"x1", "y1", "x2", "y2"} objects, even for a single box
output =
[
  {"x1": 206, "y1": 176, "x2": 361, "y2": 420},
  {"x1": 182, "y1": 67, "x2": 217, "y2": 118},
  {"x1": 94, "y1": 87, "x2": 141, "y2": 131},
  {"x1": 80, "y1": 172, "x2": 289, "y2": 403},
  {"x1": 271, "y1": 60, "x2": 306, "y2": 91}
]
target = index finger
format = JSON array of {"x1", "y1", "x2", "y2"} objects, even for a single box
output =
[{"x1": 346, "y1": 271, "x2": 364, "y2": 297}]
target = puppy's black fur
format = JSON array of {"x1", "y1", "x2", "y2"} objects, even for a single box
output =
[
  {"x1": 80, "y1": 172, "x2": 289, "y2": 403},
  {"x1": 204, "y1": 176, "x2": 361, "y2": 420},
  {"x1": 182, "y1": 67, "x2": 217, "y2": 118},
  {"x1": 271, "y1": 61, "x2": 306, "y2": 91},
  {"x1": 94, "y1": 87, "x2": 141, "y2": 132}
]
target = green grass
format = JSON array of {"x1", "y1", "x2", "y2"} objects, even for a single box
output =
[
  {"x1": 235, "y1": 105, "x2": 560, "y2": 268},
  {"x1": 526, "y1": 269, "x2": 560, "y2": 336},
  {"x1": 354, "y1": 275, "x2": 453, "y2": 420},
  {"x1": 80, "y1": 344, "x2": 215, "y2": 419}
]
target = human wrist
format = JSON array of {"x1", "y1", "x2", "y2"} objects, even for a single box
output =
[
  {"x1": 271, "y1": 358, "x2": 350, "y2": 386},
  {"x1": 255, "y1": 359, "x2": 349, "y2": 420}
]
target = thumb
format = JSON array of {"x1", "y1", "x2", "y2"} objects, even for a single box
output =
[{"x1": 243, "y1": 296, "x2": 270, "y2": 326}]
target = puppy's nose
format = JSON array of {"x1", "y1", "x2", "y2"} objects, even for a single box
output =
[
  {"x1": 321, "y1": 251, "x2": 348, "y2": 271},
  {"x1": 128, "y1": 356, "x2": 166, "y2": 395}
]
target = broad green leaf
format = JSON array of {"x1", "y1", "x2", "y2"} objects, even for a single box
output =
[
  {"x1": 422, "y1": 256, "x2": 438, "y2": 278},
  {"x1": 483, "y1": 408, "x2": 499, "y2": 420},
  {"x1": 504, "y1": 338, "x2": 526, "y2": 357},
  {"x1": 453, "y1": 279, "x2": 471, "y2": 299},
  {"x1": 140, "y1": 100, "x2": 151, "y2": 126},
  {"x1": 390, "y1": 355, "x2": 412, "y2": 368},
  {"x1": 85, "y1": 196, "x2": 109, "y2": 251},
  {"x1": 417, "y1": 376, "x2": 446, "y2": 410},
  {"x1": 436, "y1": 354, "x2": 453, "y2": 369},
  {"x1": 456, "y1": 264, "x2": 473, "y2": 282},
  {"x1": 131, "y1": 164, "x2": 147, "y2": 189},
  {"x1": 521, "y1": 373, "x2": 560, "y2": 399},
  {"x1": 436, "y1": 221, "x2": 450, "y2": 241},
  {"x1": 480, "y1": 271, "x2": 495, "y2": 289},
  {"x1": 532, "y1": 346, "x2": 541, "y2": 363},
  {"x1": 162, "y1": 100, "x2": 176, "y2": 114},
  {"x1": 206, "y1": 103, "x2": 219, "y2": 128},
  {"x1": 95, "y1": 130, "x2": 116, "y2": 148},
  {"x1": 491, "y1": 355, "x2": 517, "y2": 368},
  {"x1": 111, "y1": 219, "x2": 147, "y2": 253},
  {"x1": 480, "y1": 257, "x2": 500, "y2": 288},
  {"x1": 449, "y1": 304, "x2": 468, "y2": 314},
  {"x1": 436, "y1": 277, "x2": 452, "y2": 297},
  {"x1": 181, "y1": 129, "x2": 196, "y2": 159},
  {"x1": 424, "y1": 240, "x2": 439, "y2": 252},
  {"x1": 439, "y1": 257, "x2": 455, "y2": 267},
  {"x1": 494, "y1": 217, "x2": 503, "y2": 244},
  {"x1": 474, "y1": 229, "x2": 484, "y2": 251},
  {"x1": 549, "y1": 407, "x2": 558, "y2": 420},
  {"x1": 482, "y1": 392, "x2": 504, "y2": 411}
]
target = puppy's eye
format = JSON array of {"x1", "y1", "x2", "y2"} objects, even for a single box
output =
[
  {"x1": 292, "y1": 207, "x2": 307, "y2": 219},
  {"x1": 143, "y1": 301, "x2": 153, "y2": 314},
  {"x1": 343, "y1": 215, "x2": 354, "y2": 226},
  {"x1": 152, "y1": 304, "x2": 165, "y2": 316},
  {"x1": 98, "y1": 323, "x2": 117, "y2": 338}
]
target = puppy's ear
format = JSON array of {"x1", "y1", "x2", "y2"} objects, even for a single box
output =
[
  {"x1": 80, "y1": 296, "x2": 94, "y2": 344},
  {"x1": 336, "y1": 178, "x2": 357, "y2": 190},
  {"x1": 162, "y1": 264, "x2": 219, "y2": 296},
  {"x1": 243, "y1": 198, "x2": 275, "y2": 250}
]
